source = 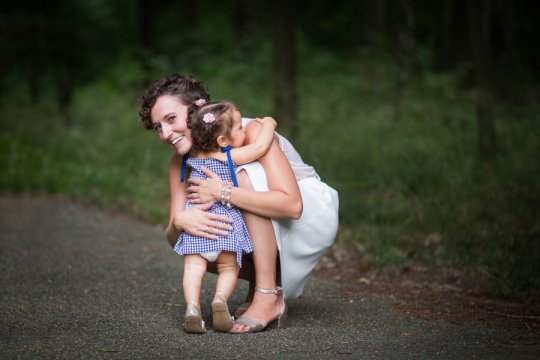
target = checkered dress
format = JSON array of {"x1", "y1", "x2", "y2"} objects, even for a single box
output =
[{"x1": 174, "y1": 157, "x2": 253, "y2": 267}]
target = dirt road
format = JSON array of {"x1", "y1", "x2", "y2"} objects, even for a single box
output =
[{"x1": 1, "y1": 195, "x2": 538, "y2": 359}]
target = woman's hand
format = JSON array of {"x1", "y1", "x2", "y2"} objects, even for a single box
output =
[
  {"x1": 187, "y1": 167, "x2": 223, "y2": 204},
  {"x1": 172, "y1": 202, "x2": 233, "y2": 240}
]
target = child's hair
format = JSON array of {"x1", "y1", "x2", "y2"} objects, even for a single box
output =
[
  {"x1": 139, "y1": 74, "x2": 210, "y2": 130},
  {"x1": 187, "y1": 100, "x2": 237, "y2": 155}
]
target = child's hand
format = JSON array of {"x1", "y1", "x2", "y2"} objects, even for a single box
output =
[{"x1": 261, "y1": 116, "x2": 277, "y2": 128}]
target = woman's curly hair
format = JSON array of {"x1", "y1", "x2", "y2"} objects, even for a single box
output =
[
  {"x1": 187, "y1": 101, "x2": 237, "y2": 155},
  {"x1": 139, "y1": 74, "x2": 210, "y2": 130}
]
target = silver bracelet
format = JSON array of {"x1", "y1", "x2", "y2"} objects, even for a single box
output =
[
  {"x1": 225, "y1": 184, "x2": 232, "y2": 208},
  {"x1": 221, "y1": 182, "x2": 233, "y2": 208},
  {"x1": 220, "y1": 182, "x2": 226, "y2": 205},
  {"x1": 220, "y1": 182, "x2": 233, "y2": 208}
]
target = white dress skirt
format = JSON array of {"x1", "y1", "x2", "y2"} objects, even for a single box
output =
[{"x1": 237, "y1": 120, "x2": 339, "y2": 299}]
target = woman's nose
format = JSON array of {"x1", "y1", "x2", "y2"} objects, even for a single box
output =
[{"x1": 160, "y1": 123, "x2": 172, "y2": 138}]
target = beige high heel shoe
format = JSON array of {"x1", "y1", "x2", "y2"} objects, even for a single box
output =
[
  {"x1": 229, "y1": 287, "x2": 287, "y2": 333},
  {"x1": 212, "y1": 292, "x2": 234, "y2": 332},
  {"x1": 184, "y1": 301, "x2": 206, "y2": 334}
]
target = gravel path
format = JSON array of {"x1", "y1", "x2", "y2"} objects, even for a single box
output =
[{"x1": 1, "y1": 195, "x2": 538, "y2": 359}]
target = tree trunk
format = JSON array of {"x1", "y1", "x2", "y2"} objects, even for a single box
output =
[
  {"x1": 56, "y1": 72, "x2": 73, "y2": 127},
  {"x1": 272, "y1": 0, "x2": 298, "y2": 139},
  {"x1": 428, "y1": 0, "x2": 470, "y2": 72},
  {"x1": 431, "y1": 0, "x2": 454, "y2": 71},
  {"x1": 393, "y1": 0, "x2": 415, "y2": 122},
  {"x1": 138, "y1": 0, "x2": 158, "y2": 83},
  {"x1": 468, "y1": 0, "x2": 497, "y2": 159},
  {"x1": 233, "y1": 0, "x2": 256, "y2": 56},
  {"x1": 29, "y1": 15, "x2": 40, "y2": 104},
  {"x1": 359, "y1": 0, "x2": 385, "y2": 49}
]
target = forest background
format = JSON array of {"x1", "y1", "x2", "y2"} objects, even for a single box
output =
[{"x1": 1, "y1": 0, "x2": 538, "y2": 294}]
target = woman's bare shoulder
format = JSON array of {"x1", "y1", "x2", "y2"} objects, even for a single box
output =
[{"x1": 245, "y1": 119, "x2": 262, "y2": 134}]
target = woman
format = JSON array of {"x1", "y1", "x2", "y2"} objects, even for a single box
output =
[{"x1": 139, "y1": 74, "x2": 339, "y2": 333}]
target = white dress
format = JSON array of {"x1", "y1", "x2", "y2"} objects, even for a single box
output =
[{"x1": 237, "y1": 118, "x2": 339, "y2": 299}]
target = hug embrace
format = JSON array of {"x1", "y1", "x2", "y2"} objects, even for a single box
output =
[{"x1": 139, "y1": 74, "x2": 339, "y2": 334}]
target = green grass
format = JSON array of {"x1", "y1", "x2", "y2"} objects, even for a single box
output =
[{"x1": 1, "y1": 50, "x2": 539, "y2": 294}]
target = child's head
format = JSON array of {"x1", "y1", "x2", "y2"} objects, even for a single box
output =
[{"x1": 187, "y1": 100, "x2": 244, "y2": 155}]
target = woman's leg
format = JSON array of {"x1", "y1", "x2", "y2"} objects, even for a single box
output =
[
  {"x1": 183, "y1": 254, "x2": 208, "y2": 308},
  {"x1": 233, "y1": 170, "x2": 284, "y2": 330},
  {"x1": 231, "y1": 254, "x2": 256, "y2": 316}
]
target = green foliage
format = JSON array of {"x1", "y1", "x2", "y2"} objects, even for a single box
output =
[
  {"x1": 1, "y1": 46, "x2": 539, "y2": 295},
  {"x1": 0, "y1": 65, "x2": 170, "y2": 222},
  {"x1": 294, "y1": 49, "x2": 540, "y2": 294}
]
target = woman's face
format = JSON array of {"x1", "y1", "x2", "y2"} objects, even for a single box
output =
[{"x1": 150, "y1": 95, "x2": 193, "y2": 155}]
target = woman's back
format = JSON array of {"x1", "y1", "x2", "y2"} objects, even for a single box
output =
[{"x1": 242, "y1": 118, "x2": 318, "y2": 181}]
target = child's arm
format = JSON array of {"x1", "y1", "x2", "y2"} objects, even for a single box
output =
[{"x1": 229, "y1": 117, "x2": 277, "y2": 165}]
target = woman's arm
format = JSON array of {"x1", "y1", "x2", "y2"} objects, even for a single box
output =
[
  {"x1": 189, "y1": 121, "x2": 303, "y2": 220},
  {"x1": 230, "y1": 117, "x2": 276, "y2": 165},
  {"x1": 165, "y1": 153, "x2": 233, "y2": 247}
]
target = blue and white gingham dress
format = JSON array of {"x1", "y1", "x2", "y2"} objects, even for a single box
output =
[{"x1": 174, "y1": 157, "x2": 253, "y2": 267}]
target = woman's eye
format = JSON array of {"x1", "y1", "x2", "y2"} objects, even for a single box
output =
[
  {"x1": 153, "y1": 124, "x2": 161, "y2": 132},
  {"x1": 168, "y1": 116, "x2": 176, "y2": 123}
]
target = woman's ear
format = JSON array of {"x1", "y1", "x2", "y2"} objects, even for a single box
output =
[{"x1": 217, "y1": 135, "x2": 229, "y2": 147}]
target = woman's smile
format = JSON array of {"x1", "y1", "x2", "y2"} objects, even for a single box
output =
[{"x1": 171, "y1": 135, "x2": 184, "y2": 145}]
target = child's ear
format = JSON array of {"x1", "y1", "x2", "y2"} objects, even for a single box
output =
[{"x1": 217, "y1": 135, "x2": 229, "y2": 147}]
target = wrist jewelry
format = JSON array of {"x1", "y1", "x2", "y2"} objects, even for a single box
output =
[
  {"x1": 220, "y1": 182, "x2": 233, "y2": 208},
  {"x1": 225, "y1": 184, "x2": 232, "y2": 208},
  {"x1": 220, "y1": 182, "x2": 226, "y2": 205}
]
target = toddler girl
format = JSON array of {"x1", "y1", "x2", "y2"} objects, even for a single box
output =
[{"x1": 175, "y1": 99, "x2": 277, "y2": 333}]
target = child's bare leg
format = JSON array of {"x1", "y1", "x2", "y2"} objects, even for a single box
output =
[
  {"x1": 207, "y1": 254, "x2": 255, "y2": 283},
  {"x1": 212, "y1": 251, "x2": 239, "y2": 332},
  {"x1": 183, "y1": 254, "x2": 208, "y2": 308},
  {"x1": 215, "y1": 251, "x2": 240, "y2": 299}
]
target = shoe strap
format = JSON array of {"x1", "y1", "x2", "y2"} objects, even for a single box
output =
[
  {"x1": 255, "y1": 286, "x2": 282, "y2": 295},
  {"x1": 186, "y1": 301, "x2": 201, "y2": 315}
]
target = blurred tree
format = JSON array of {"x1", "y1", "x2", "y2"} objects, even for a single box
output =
[
  {"x1": 138, "y1": 0, "x2": 160, "y2": 84},
  {"x1": 152, "y1": 0, "x2": 198, "y2": 62},
  {"x1": 139, "y1": 0, "x2": 156, "y2": 57},
  {"x1": 233, "y1": 0, "x2": 257, "y2": 56},
  {"x1": 1, "y1": 1, "x2": 87, "y2": 125},
  {"x1": 272, "y1": 0, "x2": 298, "y2": 138},
  {"x1": 297, "y1": 0, "x2": 358, "y2": 53},
  {"x1": 391, "y1": 0, "x2": 416, "y2": 122},
  {"x1": 427, "y1": 0, "x2": 470, "y2": 71},
  {"x1": 1, "y1": 0, "x2": 137, "y2": 124},
  {"x1": 468, "y1": 0, "x2": 497, "y2": 159},
  {"x1": 358, "y1": 0, "x2": 386, "y2": 50}
]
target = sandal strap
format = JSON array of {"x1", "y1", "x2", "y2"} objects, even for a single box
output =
[{"x1": 255, "y1": 286, "x2": 282, "y2": 295}]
